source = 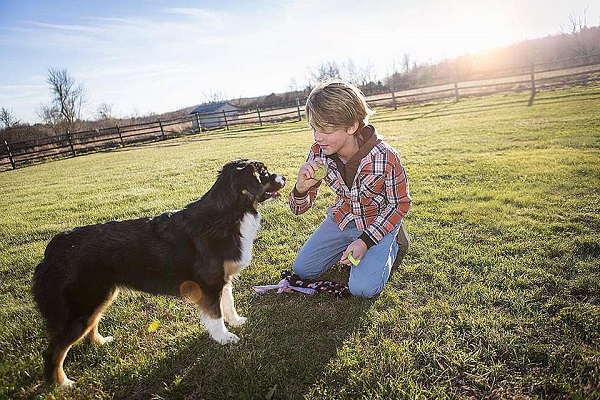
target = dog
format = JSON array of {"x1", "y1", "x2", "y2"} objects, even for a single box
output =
[{"x1": 32, "y1": 159, "x2": 285, "y2": 388}]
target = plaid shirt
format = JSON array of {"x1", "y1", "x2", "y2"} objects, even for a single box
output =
[{"x1": 289, "y1": 138, "x2": 411, "y2": 245}]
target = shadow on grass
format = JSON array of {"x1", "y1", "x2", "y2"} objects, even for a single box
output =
[{"x1": 104, "y1": 289, "x2": 373, "y2": 399}]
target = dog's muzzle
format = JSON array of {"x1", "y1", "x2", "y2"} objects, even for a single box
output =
[{"x1": 262, "y1": 174, "x2": 286, "y2": 202}]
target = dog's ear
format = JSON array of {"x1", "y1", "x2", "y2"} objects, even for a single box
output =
[
  {"x1": 235, "y1": 159, "x2": 252, "y2": 170},
  {"x1": 236, "y1": 161, "x2": 263, "y2": 184}
]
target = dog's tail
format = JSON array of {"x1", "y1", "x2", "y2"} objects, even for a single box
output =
[
  {"x1": 32, "y1": 256, "x2": 53, "y2": 323},
  {"x1": 32, "y1": 235, "x2": 71, "y2": 328}
]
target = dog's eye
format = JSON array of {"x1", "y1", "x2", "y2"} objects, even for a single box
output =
[{"x1": 256, "y1": 166, "x2": 268, "y2": 177}]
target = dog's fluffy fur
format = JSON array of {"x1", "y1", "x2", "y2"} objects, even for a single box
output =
[{"x1": 32, "y1": 159, "x2": 285, "y2": 387}]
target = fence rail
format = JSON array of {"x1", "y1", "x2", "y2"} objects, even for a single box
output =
[{"x1": 2, "y1": 60, "x2": 600, "y2": 171}]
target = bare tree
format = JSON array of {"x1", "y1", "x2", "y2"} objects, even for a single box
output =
[
  {"x1": 385, "y1": 54, "x2": 416, "y2": 90},
  {"x1": 402, "y1": 53, "x2": 411, "y2": 75},
  {"x1": 96, "y1": 103, "x2": 113, "y2": 120},
  {"x1": 45, "y1": 67, "x2": 86, "y2": 131},
  {"x1": 343, "y1": 59, "x2": 377, "y2": 87},
  {"x1": 560, "y1": 7, "x2": 599, "y2": 56},
  {"x1": 287, "y1": 78, "x2": 299, "y2": 94},
  {"x1": 202, "y1": 88, "x2": 227, "y2": 104},
  {"x1": 0, "y1": 107, "x2": 19, "y2": 129},
  {"x1": 37, "y1": 103, "x2": 63, "y2": 132},
  {"x1": 344, "y1": 59, "x2": 360, "y2": 85},
  {"x1": 310, "y1": 61, "x2": 341, "y2": 84},
  {"x1": 357, "y1": 60, "x2": 377, "y2": 87}
]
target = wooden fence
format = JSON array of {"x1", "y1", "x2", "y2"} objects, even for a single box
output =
[
  {"x1": 0, "y1": 103, "x2": 304, "y2": 171},
  {"x1": 1, "y1": 59, "x2": 599, "y2": 171}
]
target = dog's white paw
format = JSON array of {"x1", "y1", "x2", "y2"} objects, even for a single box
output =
[
  {"x1": 59, "y1": 378, "x2": 75, "y2": 389},
  {"x1": 98, "y1": 335, "x2": 114, "y2": 345},
  {"x1": 215, "y1": 331, "x2": 240, "y2": 345},
  {"x1": 228, "y1": 316, "x2": 247, "y2": 327}
]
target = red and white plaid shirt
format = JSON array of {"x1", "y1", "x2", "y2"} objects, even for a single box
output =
[{"x1": 289, "y1": 135, "x2": 411, "y2": 245}]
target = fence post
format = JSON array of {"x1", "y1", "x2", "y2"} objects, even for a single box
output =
[
  {"x1": 116, "y1": 125, "x2": 124, "y2": 147},
  {"x1": 530, "y1": 64, "x2": 536, "y2": 95},
  {"x1": 4, "y1": 140, "x2": 16, "y2": 170},
  {"x1": 528, "y1": 63, "x2": 537, "y2": 106},
  {"x1": 158, "y1": 118, "x2": 165, "y2": 140},
  {"x1": 454, "y1": 82, "x2": 460, "y2": 102},
  {"x1": 195, "y1": 113, "x2": 203, "y2": 132},
  {"x1": 391, "y1": 86, "x2": 397, "y2": 110},
  {"x1": 257, "y1": 108, "x2": 263, "y2": 126},
  {"x1": 66, "y1": 130, "x2": 76, "y2": 156},
  {"x1": 296, "y1": 98, "x2": 302, "y2": 121},
  {"x1": 223, "y1": 110, "x2": 229, "y2": 130}
]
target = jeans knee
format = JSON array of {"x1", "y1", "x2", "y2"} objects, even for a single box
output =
[
  {"x1": 292, "y1": 262, "x2": 316, "y2": 281},
  {"x1": 348, "y1": 281, "x2": 383, "y2": 298}
]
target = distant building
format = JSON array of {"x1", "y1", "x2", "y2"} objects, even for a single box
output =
[{"x1": 190, "y1": 102, "x2": 239, "y2": 130}]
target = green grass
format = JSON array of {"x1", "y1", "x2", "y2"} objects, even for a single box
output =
[{"x1": 1, "y1": 85, "x2": 599, "y2": 399}]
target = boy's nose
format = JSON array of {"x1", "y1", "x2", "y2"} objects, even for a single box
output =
[{"x1": 313, "y1": 130, "x2": 323, "y2": 142}]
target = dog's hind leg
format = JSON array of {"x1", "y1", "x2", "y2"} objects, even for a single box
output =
[
  {"x1": 44, "y1": 287, "x2": 119, "y2": 387},
  {"x1": 221, "y1": 282, "x2": 246, "y2": 327},
  {"x1": 43, "y1": 317, "x2": 90, "y2": 388},
  {"x1": 84, "y1": 288, "x2": 120, "y2": 345}
]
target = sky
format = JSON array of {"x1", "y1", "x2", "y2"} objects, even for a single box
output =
[{"x1": 1, "y1": 0, "x2": 599, "y2": 124}]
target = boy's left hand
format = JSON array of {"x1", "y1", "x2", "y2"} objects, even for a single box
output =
[{"x1": 341, "y1": 239, "x2": 367, "y2": 266}]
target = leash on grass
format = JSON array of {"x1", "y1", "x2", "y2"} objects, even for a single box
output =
[{"x1": 253, "y1": 270, "x2": 350, "y2": 298}]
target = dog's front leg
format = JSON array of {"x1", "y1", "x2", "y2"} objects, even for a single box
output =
[
  {"x1": 200, "y1": 312, "x2": 240, "y2": 344},
  {"x1": 181, "y1": 280, "x2": 240, "y2": 344},
  {"x1": 221, "y1": 282, "x2": 247, "y2": 327}
]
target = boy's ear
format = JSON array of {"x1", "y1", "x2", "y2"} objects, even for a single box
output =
[{"x1": 346, "y1": 121, "x2": 360, "y2": 135}]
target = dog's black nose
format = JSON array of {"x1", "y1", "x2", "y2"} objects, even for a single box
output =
[{"x1": 272, "y1": 174, "x2": 286, "y2": 187}]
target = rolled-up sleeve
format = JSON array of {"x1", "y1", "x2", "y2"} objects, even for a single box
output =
[
  {"x1": 289, "y1": 144, "x2": 323, "y2": 215},
  {"x1": 289, "y1": 183, "x2": 321, "y2": 215}
]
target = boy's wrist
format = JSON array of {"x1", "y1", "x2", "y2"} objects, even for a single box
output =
[
  {"x1": 293, "y1": 184, "x2": 308, "y2": 197},
  {"x1": 358, "y1": 233, "x2": 375, "y2": 249}
]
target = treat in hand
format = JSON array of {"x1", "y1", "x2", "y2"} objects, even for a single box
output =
[
  {"x1": 314, "y1": 162, "x2": 327, "y2": 180},
  {"x1": 347, "y1": 252, "x2": 360, "y2": 266}
]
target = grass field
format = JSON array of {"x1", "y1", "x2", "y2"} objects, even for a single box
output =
[{"x1": 1, "y1": 85, "x2": 599, "y2": 399}]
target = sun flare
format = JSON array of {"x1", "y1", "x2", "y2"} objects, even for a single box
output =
[{"x1": 423, "y1": 2, "x2": 517, "y2": 57}]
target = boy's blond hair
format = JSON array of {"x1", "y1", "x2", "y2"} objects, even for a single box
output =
[{"x1": 306, "y1": 79, "x2": 374, "y2": 134}]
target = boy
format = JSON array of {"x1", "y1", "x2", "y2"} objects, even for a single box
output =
[{"x1": 289, "y1": 79, "x2": 411, "y2": 298}]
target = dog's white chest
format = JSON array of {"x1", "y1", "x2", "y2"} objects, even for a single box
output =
[{"x1": 238, "y1": 212, "x2": 261, "y2": 267}]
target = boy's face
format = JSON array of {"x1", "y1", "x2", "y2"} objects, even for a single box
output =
[{"x1": 313, "y1": 123, "x2": 359, "y2": 158}]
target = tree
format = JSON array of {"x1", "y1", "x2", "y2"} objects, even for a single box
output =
[
  {"x1": 202, "y1": 88, "x2": 227, "y2": 104},
  {"x1": 37, "y1": 103, "x2": 64, "y2": 133},
  {"x1": 0, "y1": 107, "x2": 19, "y2": 129},
  {"x1": 45, "y1": 67, "x2": 86, "y2": 131},
  {"x1": 96, "y1": 103, "x2": 113, "y2": 120},
  {"x1": 310, "y1": 61, "x2": 341, "y2": 84},
  {"x1": 402, "y1": 53, "x2": 411, "y2": 75},
  {"x1": 357, "y1": 60, "x2": 377, "y2": 87},
  {"x1": 344, "y1": 59, "x2": 360, "y2": 85},
  {"x1": 287, "y1": 78, "x2": 300, "y2": 96},
  {"x1": 560, "y1": 7, "x2": 599, "y2": 57}
]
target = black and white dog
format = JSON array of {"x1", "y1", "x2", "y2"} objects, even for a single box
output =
[{"x1": 32, "y1": 159, "x2": 285, "y2": 387}]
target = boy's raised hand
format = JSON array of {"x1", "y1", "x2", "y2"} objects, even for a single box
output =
[{"x1": 295, "y1": 158, "x2": 324, "y2": 194}]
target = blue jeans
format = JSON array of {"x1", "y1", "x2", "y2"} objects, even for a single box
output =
[{"x1": 292, "y1": 211, "x2": 401, "y2": 298}]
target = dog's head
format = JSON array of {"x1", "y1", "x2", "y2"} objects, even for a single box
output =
[{"x1": 218, "y1": 159, "x2": 286, "y2": 209}]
